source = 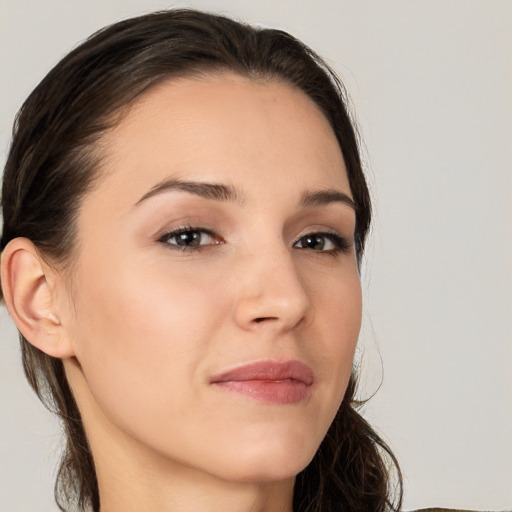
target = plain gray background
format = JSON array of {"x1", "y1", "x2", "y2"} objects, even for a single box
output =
[{"x1": 1, "y1": 1, "x2": 511, "y2": 511}]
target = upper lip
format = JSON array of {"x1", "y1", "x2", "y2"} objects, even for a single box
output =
[{"x1": 210, "y1": 360, "x2": 314, "y2": 386}]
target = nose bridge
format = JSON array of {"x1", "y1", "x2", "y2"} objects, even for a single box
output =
[{"x1": 232, "y1": 235, "x2": 313, "y2": 331}]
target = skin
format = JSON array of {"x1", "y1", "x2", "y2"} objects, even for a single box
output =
[{"x1": 2, "y1": 73, "x2": 362, "y2": 512}]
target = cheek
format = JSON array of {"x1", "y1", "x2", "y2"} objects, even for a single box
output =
[
  {"x1": 328, "y1": 275, "x2": 362, "y2": 360},
  {"x1": 75, "y1": 251, "x2": 227, "y2": 348},
  {"x1": 306, "y1": 265, "x2": 362, "y2": 400},
  {"x1": 308, "y1": 258, "x2": 362, "y2": 337},
  {"x1": 331, "y1": 273, "x2": 362, "y2": 369},
  {"x1": 68, "y1": 256, "x2": 231, "y2": 426}
]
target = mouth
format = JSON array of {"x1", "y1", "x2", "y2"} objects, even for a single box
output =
[{"x1": 210, "y1": 360, "x2": 314, "y2": 404}]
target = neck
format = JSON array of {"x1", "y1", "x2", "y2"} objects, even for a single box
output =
[{"x1": 97, "y1": 457, "x2": 294, "y2": 512}]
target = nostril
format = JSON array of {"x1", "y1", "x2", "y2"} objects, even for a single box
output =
[{"x1": 253, "y1": 317, "x2": 277, "y2": 323}]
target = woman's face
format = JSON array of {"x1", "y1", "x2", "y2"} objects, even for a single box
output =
[{"x1": 62, "y1": 73, "x2": 362, "y2": 484}]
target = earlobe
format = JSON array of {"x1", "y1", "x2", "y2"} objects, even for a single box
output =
[{"x1": 0, "y1": 238, "x2": 75, "y2": 358}]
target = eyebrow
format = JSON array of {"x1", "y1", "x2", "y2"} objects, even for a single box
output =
[
  {"x1": 135, "y1": 178, "x2": 356, "y2": 211},
  {"x1": 135, "y1": 178, "x2": 246, "y2": 206},
  {"x1": 299, "y1": 189, "x2": 356, "y2": 211}
]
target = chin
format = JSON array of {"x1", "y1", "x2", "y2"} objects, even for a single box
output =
[
  {"x1": 215, "y1": 458, "x2": 312, "y2": 485},
  {"x1": 206, "y1": 430, "x2": 319, "y2": 484}
]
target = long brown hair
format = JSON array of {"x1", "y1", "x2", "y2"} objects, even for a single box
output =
[{"x1": 0, "y1": 9, "x2": 402, "y2": 512}]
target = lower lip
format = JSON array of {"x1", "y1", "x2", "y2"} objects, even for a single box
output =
[{"x1": 213, "y1": 380, "x2": 311, "y2": 404}]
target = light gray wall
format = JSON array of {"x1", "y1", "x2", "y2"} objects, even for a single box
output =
[{"x1": 1, "y1": 1, "x2": 511, "y2": 511}]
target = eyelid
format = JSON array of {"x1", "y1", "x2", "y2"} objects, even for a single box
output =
[
  {"x1": 293, "y1": 229, "x2": 353, "y2": 254},
  {"x1": 156, "y1": 223, "x2": 352, "y2": 255},
  {"x1": 157, "y1": 225, "x2": 224, "y2": 251}
]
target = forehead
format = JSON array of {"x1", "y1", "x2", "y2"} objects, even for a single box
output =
[{"x1": 89, "y1": 72, "x2": 350, "y2": 210}]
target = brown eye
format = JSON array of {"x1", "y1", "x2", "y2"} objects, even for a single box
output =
[
  {"x1": 172, "y1": 230, "x2": 207, "y2": 247},
  {"x1": 297, "y1": 234, "x2": 328, "y2": 251},
  {"x1": 159, "y1": 227, "x2": 220, "y2": 250},
  {"x1": 294, "y1": 232, "x2": 350, "y2": 253}
]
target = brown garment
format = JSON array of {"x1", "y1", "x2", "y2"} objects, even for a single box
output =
[{"x1": 413, "y1": 509, "x2": 510, "y2": 512}]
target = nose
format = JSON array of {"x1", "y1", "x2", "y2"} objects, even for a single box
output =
[{"x1": 231, "y1": 243, "x2": 314, "y2": 333}]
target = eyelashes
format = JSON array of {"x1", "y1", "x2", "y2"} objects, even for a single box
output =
[
  {"x1": 157, "y1": 225, "x2": 223, "y2": 251},
  {"x1": 158, "y1": 225, "x2": 352, "y2": 255},
  {"x1": 293, "y1": 231, "x2": 351, "y2": 253}
]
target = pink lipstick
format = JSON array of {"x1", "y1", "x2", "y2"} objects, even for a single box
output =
[{"x1": 210, "y1": 360, "x2": 314, "y2": 404}]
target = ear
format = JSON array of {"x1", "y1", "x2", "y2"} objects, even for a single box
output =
[{"x1": 1, "y1": 237, "x2": 75, "y2": 358}]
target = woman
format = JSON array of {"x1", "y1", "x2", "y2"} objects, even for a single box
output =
[{"x1": 1, "y1": 8, "x2": 404, "y2": 512}]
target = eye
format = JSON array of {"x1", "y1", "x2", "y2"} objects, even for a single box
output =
[
  {"x1": 293, "y1": 232, "x2": 350, "y2": 253},
  {"x1": 158, "y1": 226, "x2": 222, "y2": 250}
]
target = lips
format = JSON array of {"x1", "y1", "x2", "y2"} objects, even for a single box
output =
[{"x1": 210, "y1": 360, "x2": 314, "y2": 404}]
